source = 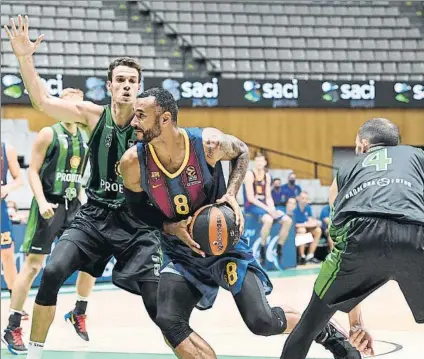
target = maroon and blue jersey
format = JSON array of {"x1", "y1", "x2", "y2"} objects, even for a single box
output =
[
  {"x1": 136, "y1": 128, "x2": 272, "y2": 310},
  {"x1": 243, "y1": 170, "x2": 268, "y2": 209},
  {"x1": 137, "y1": 127, "x2": 226, "y2": 222}
]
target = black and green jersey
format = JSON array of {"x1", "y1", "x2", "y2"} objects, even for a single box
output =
[
  {"x1": 332, "y1": 145, "x2": 424, "y2": 226},
  {"x1": 40, "y1": 123, "x2": 88, "y2": 201},
  {"x1": 86, "y1": 105, "x2": 137, "y2": 208}
]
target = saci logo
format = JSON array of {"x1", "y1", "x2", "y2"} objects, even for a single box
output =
[
  {"x1": 2, "y1": 74, "x2": 23, "y2": 99},
  {"x1": 322, "y1": 80, "x2": 375, "y2": 108},
  {"x1": 162, "y1": 78, "x2": 219, "y2": 107},
  {"x1": 2, "y1": 74, "x2": 63, "y2": 99},
  {"x1": 244, "y1": 80, "x2": 299, "y2": 107},
  {"x1": 35, "y1": 74, "x2": 63, "y2": 96},
  {"x1": 394, "y1": 83, "x2": 424, "y2": 103}
]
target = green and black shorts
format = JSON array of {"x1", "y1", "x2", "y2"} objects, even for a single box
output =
[
  {"x1": 23, "y1": 197, "x2": 80, "y2": 255},
  {"x1": 314, "y1": 216, "x2": 424, "y2": 324}
]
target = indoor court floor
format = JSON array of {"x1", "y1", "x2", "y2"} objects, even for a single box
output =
[{"x1": 1, "y1": 266, "x2": 422, "y2": 358}]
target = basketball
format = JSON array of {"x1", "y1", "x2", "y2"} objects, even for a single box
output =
[{"x1": 189, "y1": 204, "x2": 241, "y2": 256}]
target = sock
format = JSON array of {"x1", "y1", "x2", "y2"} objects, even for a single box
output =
[
  {"x1": 27, "y1": 341, "x2": 44, "y2": 359},
  {"x1": 8, "y1": 310, "x2": 22, "y2": 330},
  {"x1": 306, "y1": 253, "x2": 314, "y2": 260},
  {"x1": 74, "y1": 296, "x2": 88, "y2": 315}
]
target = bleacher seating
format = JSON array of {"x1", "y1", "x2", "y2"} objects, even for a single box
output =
[{"x1": 1, "y1": 0, "x2": 423, "y2": 80}]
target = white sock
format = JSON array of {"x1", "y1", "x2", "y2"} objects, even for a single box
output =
[
  {"x1": 27, "y1": 341, "x2": 44, "y2": 359},
  {"x1": 306, "y1": 253, "x2": 314, "y2": 260},
  {"x1": 9, "y1": 309, "x2": 23, "y2": 315},
  {"x1": 76, "y1": 295, "x2": 88, "y2": 302}
]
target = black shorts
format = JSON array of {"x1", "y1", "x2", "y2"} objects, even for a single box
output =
[
  {"x1": 23, "y1": 198, "x2": 80, "y2": 254},
  {"x1": 60, "y1": 201, "x2": 161, "y2": 296},
  {"x1": 314, "y1": 217, "x2": 424, "y2": 323}
]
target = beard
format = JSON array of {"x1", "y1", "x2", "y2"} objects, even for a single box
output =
[{"x1": 139, "y1": 117, "x2": 162, "y2": 144}]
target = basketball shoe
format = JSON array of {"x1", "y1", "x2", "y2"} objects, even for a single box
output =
[
  {"x1": 2, "y1": 327, "x2": 27, "y2": 355},
  {"x1": 316, "y1": 320, "x2": 362, "y2": 359},
  {"x1": 64, "y1": 311, "x2": 89, "y2": 341}
]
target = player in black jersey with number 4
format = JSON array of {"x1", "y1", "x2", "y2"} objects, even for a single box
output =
[
  {"x1": 282, "y1": 118, "x2": 424, "y2": 359},
  {"x1": 5, "y1": 16, "x2": 164, "y2": 359}
]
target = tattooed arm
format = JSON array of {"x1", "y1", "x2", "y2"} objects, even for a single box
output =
[{"x1": 202, "y1": 127, "x2": 249, "y2": 231}]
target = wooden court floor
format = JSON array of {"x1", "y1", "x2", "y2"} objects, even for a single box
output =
[{"x1": 1, "y1": 267, "x2": 422, "y2": 358}]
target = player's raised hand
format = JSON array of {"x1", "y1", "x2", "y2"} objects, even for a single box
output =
[
  {"x1": 39, "y1": 201, "x2": 58, "y2": 220},
  {"x1": 4, "y1": 15, "x2": 44, "y2": 58},
  {"x1": 216, "y1": 194, "x2": 244, "y2": 234},
  {"x1": 349, "y1": 326, "x2": 375, "y2": 356},
  {"x1": 163, "y1": 217, "x2": 206, "y2": 257}
]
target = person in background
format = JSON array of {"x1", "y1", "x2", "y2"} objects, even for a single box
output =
[
  {"x1": 271, "y1": 178, "x2": 285, "y2": 211},
  {"x1": 293, "y1": 192, "x2": 321, "y2": 264},
  {"x1": 320, "y1": 204, "x2": 333, "y2": 251},
  {"x1": 244, "y1": 153, "x2": 292, "y2": 264},
  {"x1": 280, "y1": 172, "x2": 302, "y2": 205},
  {"x1": 1, "y1": 142, "x2": 24, "y2": 301}
]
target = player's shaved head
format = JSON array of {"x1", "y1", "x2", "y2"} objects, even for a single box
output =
[{"x1": 357, "y1": 118, "x2": 400, "y2": 147}]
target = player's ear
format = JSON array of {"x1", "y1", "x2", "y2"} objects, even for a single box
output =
[
  {"x1": 106, "y1": 80, "x2": 112, "y2": 94},
  {"x1": 161, "y1": 111, "x2": 172, "y2": 126}
]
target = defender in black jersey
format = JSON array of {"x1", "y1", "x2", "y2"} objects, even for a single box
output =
[
  {"x1": 5, "y1": 15, "x2": 163, "y2": 359},
  {"x1": 282, "y1": 118, "x2": 424, "y2": 359}
]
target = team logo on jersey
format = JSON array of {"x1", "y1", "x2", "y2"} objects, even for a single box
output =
[
  {"x1": 115, "y1": 161, "x2": 122, "y2": 177},
  {"x1": 151, "y1": 171, "x2": 161, "y2": 181},
  {"x1": 186, "y1": 165, "x2": 201, "y2": 186},
  {"x1": 70, "y1": 156, "x2": 81, "y2": 169},
  {"x1": 128, "y1": 139, "x2": 136, "y2": 148},
  {"x1": 104, "y1": 133, "x2": 112, "y2": 148}
]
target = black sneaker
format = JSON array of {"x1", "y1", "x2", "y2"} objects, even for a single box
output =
[
  {"x1": 2, "y1": 327, "x2": 27, "y2": 355},
  {"x1": 64, "y1": 311, "x2": 89, "y2": 341},
  {"x1": 316, "y1": 320, "x2": 361, "y2": 359}
]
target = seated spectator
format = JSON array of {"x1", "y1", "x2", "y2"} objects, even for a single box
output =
[
  {"x1": 280, "y1": 172, "x2": 302, "y2": 205},
  {"x1": 244, "y1": 153, "x2": 292, "y2": 264},
  {"x1": 284, "y1": 197, "x2": 297, "y2": 217},
  {"x1": 319, "y1": 204, "x2": 333, "y2": 250},
  {"x1": 271, "y1": 178, "x2": 285, "y2": 210},
  {"x1": 293, "y1": 191, "x2": 321, "y2": 264}
]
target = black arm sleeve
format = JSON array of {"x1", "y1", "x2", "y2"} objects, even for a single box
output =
[{"x1": 123, "y1": 187, "x2": 167, "y2": 229}]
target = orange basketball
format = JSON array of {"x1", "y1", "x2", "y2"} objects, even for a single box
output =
[{"x1": 189, "y1": 204, "x2": 240, "y2": 256}]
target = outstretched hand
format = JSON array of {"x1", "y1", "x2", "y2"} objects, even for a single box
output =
[{"x1": 4, "y1": 15, "x2": 44, "y2": 58}]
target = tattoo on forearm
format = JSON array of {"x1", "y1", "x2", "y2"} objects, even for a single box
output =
[{"x1": 222, "y1": 136, "x2": 249, "y2": 196}]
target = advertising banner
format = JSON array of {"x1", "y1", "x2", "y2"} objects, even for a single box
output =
[{"x1": 1, "y1": 72, "x2": 423, "y2": 108}]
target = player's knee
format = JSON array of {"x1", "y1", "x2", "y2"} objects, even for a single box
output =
[
  {"x1": 262, "y1": 214, "x2": 273, "y2": 226},
  {"x1": 313, "y1": 226, "x2": 322, "y2": 237},
  {"x1": 24, "y1": 255, "x2": 44, "y2": 278},
  {"x1": 155, "y1": 312, "x2": 193, "y2": 348},
  {"x1": 34, "y1": 261, "x2": 65, "y2": 306},
  {"x1": 244, "y1": 307, "x2": 287, "y2": 337}
]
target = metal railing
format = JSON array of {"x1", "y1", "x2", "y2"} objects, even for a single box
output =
[{"x1": 245, "y1": 142, "x2": 337, "y2": 183}]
